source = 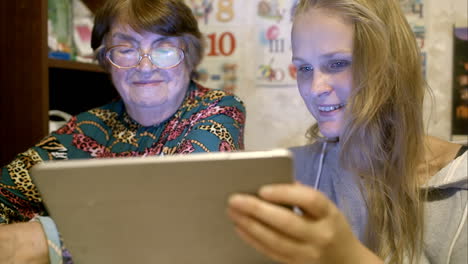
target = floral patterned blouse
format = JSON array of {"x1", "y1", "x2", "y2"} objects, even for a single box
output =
[{"x1": 0, "y1": 81, "x2": 246, "y2": 224}]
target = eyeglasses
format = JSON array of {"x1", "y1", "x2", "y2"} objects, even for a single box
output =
[{"x1": 105, "y1": 45, "x2": 185, "y2": 69}]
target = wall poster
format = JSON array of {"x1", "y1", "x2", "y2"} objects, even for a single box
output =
[
  {"x1": 185, "y1": 0, "x2": 247, "y2": 94},
  {"x1": 400, "y1": 0, "x2": 426, "y2": 76},
  {"x1": 186, "y1": 0, "x2": 429, "y2": 92},
  {"x1": 254, "y1": 0, "x2": 297, "y2": 87}
]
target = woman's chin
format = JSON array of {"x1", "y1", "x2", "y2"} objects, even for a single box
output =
[{"x1": 129, "y1": 96, "x2": 168, "y2": 108}]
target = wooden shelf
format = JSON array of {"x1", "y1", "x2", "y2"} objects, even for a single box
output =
[
  {"x1": 1, "y1": 0, "x2": 111, "y2": 165},
  {"x1": 48, "y1": 58, "x2": 105, "y2": 72}
]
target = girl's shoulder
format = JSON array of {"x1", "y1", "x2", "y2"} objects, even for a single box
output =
[{"x1": 423, "y1": 136, "x2": 465, "y2": 180}]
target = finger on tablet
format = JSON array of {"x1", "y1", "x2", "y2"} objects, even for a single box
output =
[{"x1": 258, "y1": 183, "x2": 332, "y2": 219}]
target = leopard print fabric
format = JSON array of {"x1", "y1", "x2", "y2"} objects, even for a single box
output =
[
  {"x1": 6, "y1": 149, "x2": 42, "y2": 203},
  {"x1": 1, "y1": 136, "x2": 70, "y2": 222},
  {"x1": 0, "y1": 81, "x2": 245, "y2": 223}
]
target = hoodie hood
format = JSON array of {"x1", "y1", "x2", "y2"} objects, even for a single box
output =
[{"x1": 423, "y1": 152, "x2": 468, "y2": 190}]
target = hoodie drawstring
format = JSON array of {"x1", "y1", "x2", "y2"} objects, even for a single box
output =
[{"x1": 314, "y1": 140, "x2": 328, "y2": 190}]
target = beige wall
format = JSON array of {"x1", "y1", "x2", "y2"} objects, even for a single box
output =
[{"x1": 424, "y1": 0, "x2": 467, "y2": 142}]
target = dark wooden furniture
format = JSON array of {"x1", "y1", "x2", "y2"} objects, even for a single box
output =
[{"x1": 0, "y1": 0, "x2": 113, "y2": 165}]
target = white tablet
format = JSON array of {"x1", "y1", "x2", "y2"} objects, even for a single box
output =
[{"x1": 30, "y1": 149, "x2": 293, "y2": 264}]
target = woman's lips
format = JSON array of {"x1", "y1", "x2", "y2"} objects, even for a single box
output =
[{"x1": 132, "y1": 80, "x2": 163, "y2": 86}]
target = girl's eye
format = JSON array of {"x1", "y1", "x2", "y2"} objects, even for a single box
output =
[
  {"x1": 329, "y1": 60, "x2": 351, "y2": 70},
  {"x1": 298, "y1": 65, "x2": 313, "y2": 72},
  {"x1": 296, "y1": 65, "x2": 314, "y2": 80}
]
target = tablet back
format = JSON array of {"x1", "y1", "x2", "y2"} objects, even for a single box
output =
[{"x1": 30, "y1": 149, "x2": 293, "y2": 264}]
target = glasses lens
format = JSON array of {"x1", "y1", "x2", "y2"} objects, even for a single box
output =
[
  {"x1": 108, "y1": 47, "x2": 139, "y2": 67},
  {"x1": 150, "y1": 46, "x2": 184, "y2": 68}
]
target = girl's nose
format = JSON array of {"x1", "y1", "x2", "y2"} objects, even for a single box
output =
[{"x1": 309, "y1": 71, "x2": 332, "y2": 97}]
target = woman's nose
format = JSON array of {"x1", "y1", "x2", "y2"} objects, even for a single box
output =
[{"x1": 136, "y1": 54, "x2": 155, "y2": 72}]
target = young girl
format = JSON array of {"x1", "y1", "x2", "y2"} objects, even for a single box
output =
[{"x1": 228, "y1": 0, "x2": 467, "y2": 263}]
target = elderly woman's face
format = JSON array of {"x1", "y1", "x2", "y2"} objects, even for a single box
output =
[
  {"x1": 107, "y1": 22, "x2": 191, "y2": 124},
  {"x1": 292, "y1": 8, "x2": 353, "y2": 138}
]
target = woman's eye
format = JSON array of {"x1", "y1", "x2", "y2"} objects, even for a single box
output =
[
  {"x1": 119, "y1": 48, "x2": 136, "y2": 54},
  {"x1": 157, "y1": 42, "x2": 174, "y2": 48}
]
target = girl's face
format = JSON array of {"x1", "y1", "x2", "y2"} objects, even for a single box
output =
[{"x1": 292, "y1": 8, "x2": 354, "y2": 138}]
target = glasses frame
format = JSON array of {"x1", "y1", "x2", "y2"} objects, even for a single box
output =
[{"x1": 105, "y1": 45, "x2": 185, "y2": 69}]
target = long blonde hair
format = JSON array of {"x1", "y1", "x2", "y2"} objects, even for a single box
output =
[{"x1": 295, "y1": 0, "x2": 426, "y2": 263}]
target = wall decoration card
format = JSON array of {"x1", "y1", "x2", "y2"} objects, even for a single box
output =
[
  {"x1": 184, "y1": 0, "x2": 251, "y2": 94},
  {"x1": 254, "y1": 0, "x2": 298, "y2": 87},
  {"x1": 400, "y1": 0, "x2": 426, "y2": 76}
]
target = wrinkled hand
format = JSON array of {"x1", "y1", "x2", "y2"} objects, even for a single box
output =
[
  {"x1": 0, "y1": 222, "x2": 49, "y2": 264},
  {"x1": 227, "y1": 183, "x2": 382, "y2": 264}
]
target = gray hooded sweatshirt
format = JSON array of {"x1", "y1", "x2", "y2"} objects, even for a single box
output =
[{"x1": 290, "y1": 142, "x2": 467, "y2": 264}]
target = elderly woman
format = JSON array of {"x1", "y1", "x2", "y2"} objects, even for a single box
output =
[
  {"x1": 0, "y1": 0, "x2": 245, "y2": 263},
  {"x1": 228, "y1": 0, "x2": 467, "y2": 264}
]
